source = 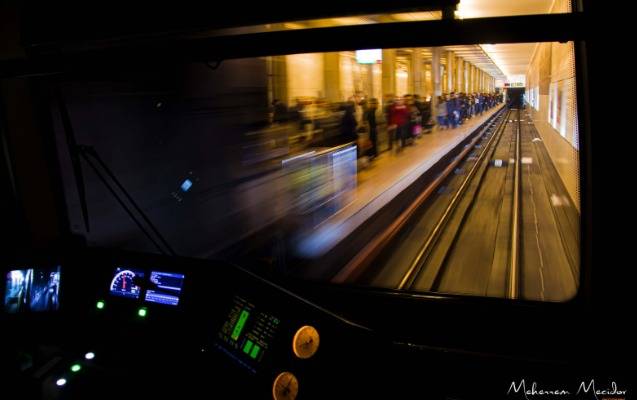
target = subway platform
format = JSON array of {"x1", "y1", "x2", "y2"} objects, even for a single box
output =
[{"x1": 296, "y1": 104, "x2": 504, "y2": 259}]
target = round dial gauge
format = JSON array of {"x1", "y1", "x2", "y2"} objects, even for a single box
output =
[
  {"x1": 110, "y1": 270, "x2": 140, "y2": 297},
  {"x1": 292, "y1": 325, "x2": 320, "y2": 359},
  {"x1": 272, "y1": 371, "x2": 298, "y2": 400}
]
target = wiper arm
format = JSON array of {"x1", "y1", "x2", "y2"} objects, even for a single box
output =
[
  {"x1": 78, "y1": 145, "x2": 176, "y2": 256},
  {"x1": 57, "y1": 90, "x2": 90, "y2": 233},
  {"x1": 57, "y1": 92, "x2": 176, "y2": 256}
]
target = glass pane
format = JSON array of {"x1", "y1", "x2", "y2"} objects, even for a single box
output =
[
  {"x1": 195, "y1": 12, "x2": 441, "y2": 38},
  {"x1": 456, "y1": 0, "x2": 572, "y2": 19},
  {"x1": 54, "y1": 41, "x2": 580, "y2": 302}
]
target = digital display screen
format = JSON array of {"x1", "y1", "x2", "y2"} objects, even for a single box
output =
[
  {"x1": 109, "y1": 267, "x2": 144, "y2": 299},
  {"x1": 144, "y1": 271, "x2": 185, "y2": 306},
  {"x1": 216, "y1": 295, "x2": 280, "y2": 373},
  {"x1": 4, "y1": 266, "x2": 61, "y2": 313}
]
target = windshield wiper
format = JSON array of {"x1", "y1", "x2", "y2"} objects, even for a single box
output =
[{"x1": 57, "y1": 91, "x2": 176, "y2": 256}]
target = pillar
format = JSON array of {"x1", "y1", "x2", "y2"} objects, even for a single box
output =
[
  {"x1": 412, "y1": 48, "x2": 423, "y2": 96},
  {"x1": 424, "y1": 62, "x2": 433, "y2": 97},
  {"x1": 478, "y1": 69, "x2": 483, "y2": 92},
  {"x1": 270, "y1": 55, "x2": 288, "y2": 105},
  {"x1": 324, "y1": 52, "x2": 341, "y2": 102},
  {"x1": 463, "y1": 63, "x2": 469, "y2": 93},
  {"x1": 478, "y1": 68, "x2": 483, "y2": 92},
  {"x1": 431, "y1": 47, "x2": 442, "y2": 118},
  {"x1": 382, "y1": 49, "x2": 396, "y2": 103},
  {"x1": 466, "y1": 64, "x2": 471, "y2": 93},
  {"x1": 446, "y1": 51, "x2": 454, "y2": 93},
  {"x1": 456, "y1": 57, "x2": 464, "y2": 93}
]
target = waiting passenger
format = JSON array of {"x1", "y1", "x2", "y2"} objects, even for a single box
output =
[
  {"x1": 364, "y1": 98, "x2": 379, "y2": 159},
  {"x1": 391, "y1": 97, "x2": 410, "y2": 150},
  {"x1": 339, "y1": 102, "x2": 359, "y2": 149},
  {"x1": 436, "y1": 96, "x2": 448, "y2": 130},
  {"x1": 272, "y1": 99, "x2": 289, "y2": 124},
  {"x1": 384, "y1": 94, "x2": 396, "y2": 150}
]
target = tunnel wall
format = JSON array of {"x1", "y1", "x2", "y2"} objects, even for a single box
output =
[{"x1": 524, "y1": 0, "x2": 579, "y2": 210}]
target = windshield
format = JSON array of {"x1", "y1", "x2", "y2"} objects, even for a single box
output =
[{"x1": 53, "y1": 40, "x2": 581, "y2": 302}]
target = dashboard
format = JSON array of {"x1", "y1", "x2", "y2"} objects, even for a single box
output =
[
  {"x1": 1, "y1": 248, "x2": 592, "y2": 400},
  {"x1": 1, "y1": 249, "x2": 390, "y2": 399}
]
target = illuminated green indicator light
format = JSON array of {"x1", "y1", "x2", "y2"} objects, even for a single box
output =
[
  {"x1": 243, "y1": 340, "x2": 254, "y2": 354},
  {"x1": 96, "y1": 300, "x2": 105, "y2": 310},
  {"x1": 70, "y1": 364, "x2": 81, "y2": 373},
  {"x1": 231, "y1": 310, "x2": 250, "y2": 341},
  {"x1": 137, "y1": 307, "x2": 148, "y2": 318},
  {"x1": 250, "y1": 344, "x2": 260, "y2": 359}
]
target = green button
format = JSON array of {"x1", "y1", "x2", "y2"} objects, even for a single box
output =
[
  {"x1": 250, "y1": 344, "x2": 260, "y2": 359},
  {"x1": 243, "y1": 340, "x2": 254, "y2": 354}
]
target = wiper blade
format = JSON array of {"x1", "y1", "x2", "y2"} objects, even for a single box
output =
[
  {"x1": 57, "y1": 91, "x2": 176, "y2": 256},
  {"x1": 79, "y1": 145, "x2": 176, "y2": 256},
  {"x1": 57, "y1": 90, "x2": 90, "y2": 233}
]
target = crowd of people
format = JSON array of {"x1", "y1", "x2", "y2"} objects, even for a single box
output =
[
  {"x1": 269, "y1": 91, "x2": 503, "y2": 162},
  {"x1": 434, "y1": 92, "x2": 503, "y2": 130}
]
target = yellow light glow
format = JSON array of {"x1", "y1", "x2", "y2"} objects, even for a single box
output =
[
  {"x1": 283, "y1": 23, "x2": 305, "y2": 30},
  {"x1": 390, "y1": 12, "x2": 439, "y2": 21},
  {"x1": 331, "y1": 17, "x2": 370, "y2": 26}
]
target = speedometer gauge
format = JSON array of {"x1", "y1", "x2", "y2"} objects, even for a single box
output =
[{"x1": 109, "y1": 268, "x2": 144, "y2": 299}]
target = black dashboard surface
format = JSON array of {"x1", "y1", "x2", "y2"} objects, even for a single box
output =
[
  {"x1": 1, "y1": 249, "x2": 395, "y2": 399},
  {"x1": 1, "y1": 248, "x2": 585, "y2": 400}
]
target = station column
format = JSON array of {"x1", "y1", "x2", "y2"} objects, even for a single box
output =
[
  {"x1": 463, "y1": 62, "x2": 468, "y2": 93},
  {"x1": 382, "y1": 49, "x2": 396, "y2": 104},
  {"x1": 478, "y1": 69, "x2": 484, "y2": 93},
  {"x1": 475, "y1": 68, "x2": 480, "y2": 92},
  {"x1": 412, "y1": 48, "x2": 423, "y2": 96},
  {"x1": 446, "y1": 51, "x2": 454, "y2": 93},
  {"x1": 324, "y1": 52, "x2": 341, "y2": 103},
  {"x1": 478, "y1": 68, "x2": 482, "y2": 92},
  {"x1": 424, "y1": 62, "x2": 433, "y2": 97},
  {"x1": 270, "y1": 55, "x2": 288, "y2": 105},
  {"x1": 456, "y1": 57, "x2": 464, "y2": 93},
  {"x1": 431, "y1": 47, "x2": 442, "y2": 118},
  {"x1": 467, "y1": 64, "x2": 472, "y2": 93}
]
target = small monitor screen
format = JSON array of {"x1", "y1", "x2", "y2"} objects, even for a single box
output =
[
  {"x1": 4, "y1": 266, "x2": 61, "y2": 313},
  {"x1": 216, "y1": 295, "x2": 280, "y2": 373},
  {"x1": 144, "y1": 271, "x2": 185, "y2": 306},
  {"x1": 109, "y1": 268, "x2": 144, "y2": 299}
]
